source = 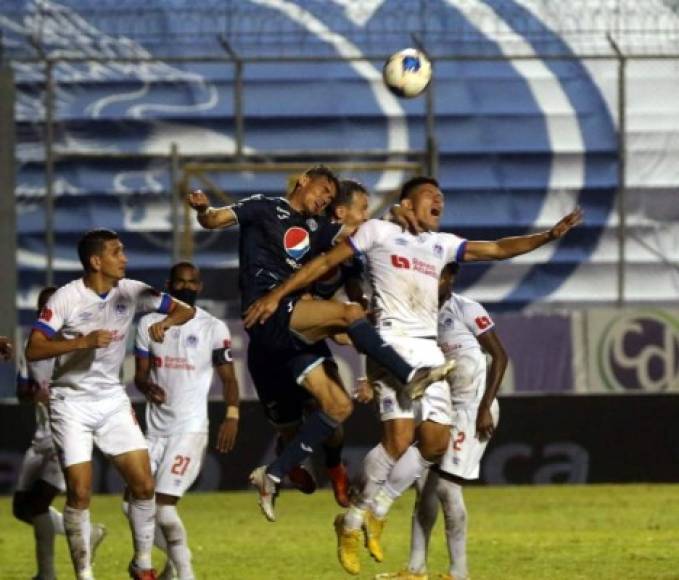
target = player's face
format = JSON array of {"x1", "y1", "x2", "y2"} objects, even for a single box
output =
[
  {"x1": 409, "y1": 184, "x2": 444, "y2": 231},
  {"x1": 169, "y1": 266, "x2": 202, "y2": 306},
  {"x1": 300, "y1": 176, "x2": 337, "y2": 215},
  {"x1": 97, "y1": 239, "x2": 127, "y2": 280},
  {"x1": 340, "y1": 192, "x2": 370, "y2": 228}
]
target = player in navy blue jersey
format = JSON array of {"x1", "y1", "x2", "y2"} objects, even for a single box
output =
[{"x1": 188, "y1": 166, "x2": 454, "y2": 521}]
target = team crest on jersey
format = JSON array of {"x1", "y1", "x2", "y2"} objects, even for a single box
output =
[
  {"x1": 114, "y1": 302, "x2": 128, "y2": 316},
  {"x1": 443, "y1": 317, "x2": 454, "y2": 328},
  {"x1": 283, "y1": 226, "x2": 310, "y2": 261},
  {"x1": 395, "y1": 237, "x2": 408, "y2": 246},
  {"x1": 78, "y1": 311, "x2": 93, "y2": 321},
  {"x1": 306, "y1": 218, "x2": 318, "y2": 232},
  {"x1": 185, "y1": 334, "x2": 199, "y2": 348},
  {"x1": 433, "y1": 243, "x2": 443, "y2": 258}
]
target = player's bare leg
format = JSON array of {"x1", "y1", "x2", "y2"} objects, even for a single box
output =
[
  {"x1": 112, "y1": 450, "x2": 157, "y2": 579},
  {"x1": 289, "y1": 300, "x2": 455, "y2": 398},
  {"x1": 63, "y1": 462, "x2": 95, "y2": 580}
]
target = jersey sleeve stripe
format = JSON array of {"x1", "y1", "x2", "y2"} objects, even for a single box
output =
[
  {"x1": 157, "y1": 293, "x2": 172, "y2": 314},
  {"x1": 456, "y1": 240, "x2": 468, "y2": 263},
  {"x1": 134, "y1": 346, "x2": 150, "y2": 358},
  {"x1": 32, "y1": 321, "x2": 56, "y2": 338}
]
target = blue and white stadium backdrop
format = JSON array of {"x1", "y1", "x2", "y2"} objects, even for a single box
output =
[{"x1": 2, "y1": 3, "x2": 678, "y2": 327}]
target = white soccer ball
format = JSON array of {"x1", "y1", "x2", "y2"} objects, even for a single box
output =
[{"x1": 382, "y1": 48, "x2": 432, "y2": 98}]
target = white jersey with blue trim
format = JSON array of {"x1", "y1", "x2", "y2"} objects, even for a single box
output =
[
  {"x1": 33, "y1": 278, "x2": 172, "y2": 399},
  {"x1": 438, "y1": 293, "x2": 494, "y2": 359},
  {"x1": 350, "y1": 219, "x2": 467, "y2": 339},
  {"x1": 135, "y1": 307, "x2": 232, "y2": 436}
]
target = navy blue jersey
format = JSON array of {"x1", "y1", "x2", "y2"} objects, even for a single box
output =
[
  {"x1": 312, "y1": 254, "x2": 365, "y2": 300},
  {"x1": 231, "y1": 195, "x2": 343, "y2": 311}
]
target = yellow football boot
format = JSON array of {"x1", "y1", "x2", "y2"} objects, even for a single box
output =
[
  {"x1": 363, "y1": 510, "x2": 386, "y2": 562},
  {"x1": 334, "y1": 514, "x2": 361, "y2": 575}
]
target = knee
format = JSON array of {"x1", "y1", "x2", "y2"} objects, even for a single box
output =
[
  {"x1": 12, "y1": 493, "x2": 33, "y2": 523},
  {"x1": 66, "y1": 484, "x2": 91, "y2": 509},
  {"x1": 129, "y1": 477, "x2": 155, "y2": 501},
  {"x1": 341, "y1": 302, "x2": 365, "y2": 326}
]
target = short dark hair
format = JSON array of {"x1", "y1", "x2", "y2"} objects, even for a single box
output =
[
  {"x1": 169, "y1": 261, "x2": 200, "y2": 282},
  {"x1": 399, "y1": 176, "x2": 439, "y2": 201},
  {"x1": 303, "y1": 165, "x2": 340, "y2": 197},
  {"x1": 37, "y1": 286, "x2": 57, "y2": 312},
  {"x1": 77, "y1": 229, "x2": 120, "y2": 271},
  {"x1": 329, "y1": 179, "x2": 368, "y2": 214}
]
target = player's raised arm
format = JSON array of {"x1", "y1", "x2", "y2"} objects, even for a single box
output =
[
  {"x1": 475, "y1": 330, "x2": 508, "y2": 441},
  {"x1": 463, "y1": 207, "x2": 583, "y2": 262},
  {"x1": 243, "y1": 240, "x2": 356, "y2": 328},
  {"x1": 187, "y1": 189, "x2": 238, "y2": 229}
]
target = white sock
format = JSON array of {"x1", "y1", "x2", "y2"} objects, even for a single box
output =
[
  {"x1": 438, "y1": 478, "x2": 468, "y2": 579},
  {"x1": 345, "y1": 443, "x2": 395, "y2": 531},
  {"x1": 124, "y1": 500, "x2": 167, "y2": 551},
  {"x1": 49, "y1": 506, "x2": 65, "y2": 535},
  {"x1": 408, "y1": 470, "x2": 440, "y2": 574},
  {"x1": 128, "y1": 496, "x2": 156, "y2": 570},
  {"x1": 33, "y1": 511, "x2": 57, "y2": 580},
  {"x1": 63, "y1": 505, "x2": 93, "y2": 578},
  {"x1": 373, "y1": 446, "x2": 432, "y2": 519},
  {"x1": 157, "y1": 505, "x2": 194, "y2": 580}
]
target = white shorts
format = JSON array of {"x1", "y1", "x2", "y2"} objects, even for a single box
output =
[
  {"x1": 49, "y1": 393, "x2": 148, "y2": 468},
  {"x1": 147, "y1": 432, "x2": 208, "y2": 497},
  {"x1": 16, "y1": 439, "x2": 66, "y2": 493},
  {"x1": 370, "y1": 336, "x2": 452, "y2": 426},
  {"x1": 438, "y1": 396, "x2": 500, "y2": 480}
]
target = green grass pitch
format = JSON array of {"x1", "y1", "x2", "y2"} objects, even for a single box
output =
[{"x1": 2, "y1": 485, "x2": 679, "y2": 579}]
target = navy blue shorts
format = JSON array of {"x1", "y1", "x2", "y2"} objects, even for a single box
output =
[{"x1": 245, "y1": 295, "x2": 334, "y2": 427}]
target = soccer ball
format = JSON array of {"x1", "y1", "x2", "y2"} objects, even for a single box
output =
[{"x1": 382, "y1": 48, "x2": 432, "y2": 98}]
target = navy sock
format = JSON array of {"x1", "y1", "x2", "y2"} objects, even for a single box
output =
[
  {"x1": 346, "y1": 318, "x2": 414, "y2": 384},
  {"x1": 323, "y1": 442, "x2": 343, "y2": 469},
  {"x1": 267, "y1": 411, "x2": 339, "y2": 481}
]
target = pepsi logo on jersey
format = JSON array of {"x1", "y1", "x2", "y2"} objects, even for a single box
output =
[{"x1": 283, "y1": 227, "x2": 310, "y2": 261}]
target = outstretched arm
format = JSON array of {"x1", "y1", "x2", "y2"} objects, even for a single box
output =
[
  {"x1": 243, "y1": 240, "x2": 356, "y2": 328},
  {"x1": 475, "y1": 329, "x2": 508, "y2": 441},
  {"x1": 187, "y1": 189, "x2": 238, "y2": 230},
  {"x1": 463, "y1": 207, "x2": 583, "y2": 261}
]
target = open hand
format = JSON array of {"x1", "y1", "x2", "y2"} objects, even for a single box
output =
[
  {"x1": 216, "y1": 419, "x2": 238, "y2": 452},
  {"x1": 476, "y1": 405, "x2": 495, "y2": 442},
  {"x1": 389, "y1": 204, "x2": 424, "y2": 234},
  {"x1": 550, "y1": 207, "x2": 584, "y2": 239},
  {"x1": 243, "y1": 294, "x2": 281, "y2": 328}
]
